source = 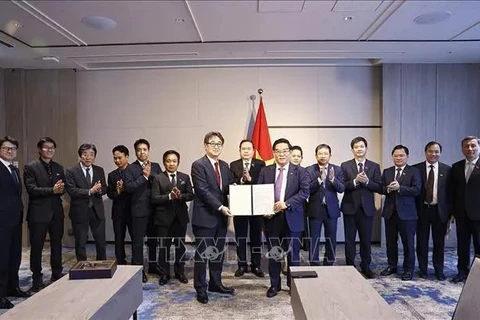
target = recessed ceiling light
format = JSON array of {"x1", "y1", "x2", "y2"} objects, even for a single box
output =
[
  {"x1": 81, "y1": 16, "x2": 117, "y2": 30},
  {"x1": 414, "y1": 11, "x2": 451, "y2": 25},
  {"x1": 344, "y1": 16, "x2": 354, "y2": 21},
  {"x1": 175, "y1": 18, "x2": 185, "y2": 23},
  {"x1": 13, "y1": 22, "x2": 23, "y2": 28}
]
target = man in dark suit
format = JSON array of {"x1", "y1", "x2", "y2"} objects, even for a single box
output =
[
  {"x1": 0, "y1": 136, "x2": 30, "y2": 309},
  {"x1": 258, "y1": 138, "x2": 310, "y2": 298},
  {"x1": 450, "y1": 136, "x2": 480, "y2": 283},
  {"x1": 191, "y1": 131, "x2": 234, "y2": 304},
  {"x1": 65, "y1": 143, "x2": 107, "y2": 262},
  {"x1": 230, "y1": 139, "x2": 265, "y2": 278},
  {"x1": 380, "y1": 145, "x2": 421, "y2": 281},
  {"x1": 152, "y1": 150, "x2": 194, "y2": 286},
  {"x1": 24, "y1": 137, "x2": 66, "y2": 292},
  {"x1": 124, "y1": 139, "x2": 162, "y2": 283},
  {"x1": 307, "y1": 144, "x2": 345, "y2": 267},
  {"x1": 106, "y1": 145, "x2": 132, "y2": 265},
  {"x1": 290, "y1": 145, "x2": 309, "y2": 253},
  {"x1": 414, "y1": 141, "x2": 451, "y2": 281},
  {"x1": 341, "y1": 137, "x2": 382, "y2": 279}
]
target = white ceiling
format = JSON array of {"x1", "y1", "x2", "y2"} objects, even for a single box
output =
[{"x1": 0, "y1": 0, "x2": 479, "y2": 70}]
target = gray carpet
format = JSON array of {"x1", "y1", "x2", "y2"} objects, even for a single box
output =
[{"x1": 0, "y1": 243, "x2": 466, "y2": 319}]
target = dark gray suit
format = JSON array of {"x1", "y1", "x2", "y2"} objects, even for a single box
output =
[
  {"x1": 24, "y1": 159, "x2": 65, "y2": 280},
  {"x1": 65, "y1": 163, "x2": 107, "y2": 261},
  {"x1": 191, "y1": 155, "x2": 232, "y2": 294},
  {"x1": 414, "y1": 161, "x2": 451, "y2": 275}
]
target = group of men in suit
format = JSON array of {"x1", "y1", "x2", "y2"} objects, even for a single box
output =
[{"x1": 1, "y1": 133, "x2": 480, "y2": 308}]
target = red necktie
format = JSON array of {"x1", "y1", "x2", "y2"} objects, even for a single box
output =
[{"x1": 214, "y1": 162, "x2": 221, "y2": 188}]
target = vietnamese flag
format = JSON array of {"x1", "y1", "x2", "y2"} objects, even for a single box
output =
[{"x1": 251, "y1": 97, "x2": 274, "y2": 164}]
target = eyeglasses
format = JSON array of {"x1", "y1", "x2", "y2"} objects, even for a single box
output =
[
  {"x1": 1, "y1": 146, "x2": 17, "y2": 152},
  {"x1": 274, "y1": 149, "x2": 290, "y2": 155},
  {"x1": 207, "y1": 142, "x2": 223, "y2": 148},
  {"x1": 42, "y1": 147, "x2": 56, "y2": 151}
]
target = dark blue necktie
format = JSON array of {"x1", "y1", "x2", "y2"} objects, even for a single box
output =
[{"x1": 9, "y1": 164, "x2": 19, "y2": 186}]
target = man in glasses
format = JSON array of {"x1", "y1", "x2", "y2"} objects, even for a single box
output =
[
  {"x1": 191, "y1": 131, "x2": 234, "y2": 304},
  {"x1": 0, "y1": 136, "x2": 31, "y2": 309},
  {"x1": 24, "y1": 137, "x2": 66, "y2": 292}
]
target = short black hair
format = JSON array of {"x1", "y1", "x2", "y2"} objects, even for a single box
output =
[
  {"x1": 391, "y1": 144, "x2": 409, "y2": 156},
  {"x1": 0, "y1": 136, "x2": 19, "y2": 148},
  {"x1": 424, "y1": 141, "x2": 442, "y2": 153},
  {"x1": 204, "y1": 131, "x2": 224, "y2": 145},
  {"x1": 272, "y1": 138, "x2": 292, "y2": 151},
  {"x1": 37, "y1": 137, "x2": 57, "y2": 149},
  {"x1": 350, "y1": 136, "x2": 368, "y2": 149},
  {"x1": 291, "y1": 145, "x2": 303, "y2": 156},
  {"x1": 461, "y1": 136, "x2": 480, "y2": 147},
  {"x1": 163, "y1": 150, "x2": 180, "y2": 164},
  {"x1": 315, "y1": 144, "x2": 331, "y2": 155},
  {"x1": 78, "y1": 143, "x2": 97, "y2": 157},
  {"x1": 239, "y1": 139, "x2": 254, "y2": 149},
  {"x1": 134, "y1": 139, "x2": 150, "y2": 151},
  {"x1": 112, "y1": 145, "x2": 129, "y2": 156}
]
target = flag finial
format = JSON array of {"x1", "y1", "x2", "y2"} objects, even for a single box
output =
[{"x1": 258, "y1": 88, "x2": 263, "y2": 95}]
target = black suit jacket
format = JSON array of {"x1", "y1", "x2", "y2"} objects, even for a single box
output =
[
  {"x1": 381, "y1": 165, "x2": 421, "y2": 220},
  {"x1": 106, "y1": 167, "x2": 131, "y2": 220},
  {"x1": 341, "y1": 159, "x2": 382, "y2": 217},
  {"x1": 124, "y1": 160, "x2": 162, "y2": 218},
  {"x1": 24, "y1": 159, "x2": 65, "y2": 223},
  {"x1": 414, "y1": 161, "x2": 451, "y2": 223},
  {"x1": 450, "y1": 158, "x2": 480, "y2": 221},
  {"x1": 0, "y1": 162, "x2": 23, "y2": 227},
  {"x1": 65, "y1": 164, "x2": 107, "y2": 223},
  {"x1": 229, "y1": 158, "x2": 265, "y2": 185},
  {"x1": 191, "y1": 155, "x2": 233, "y2": 228},
  {"x1": 151, "y1": 171, "x2": 194, "y2": 227}
]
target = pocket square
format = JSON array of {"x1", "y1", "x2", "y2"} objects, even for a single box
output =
[{"x1": 180, "y1": 180, "x2": 186, "y2": 185}]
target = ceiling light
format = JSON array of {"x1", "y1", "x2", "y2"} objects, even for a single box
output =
[
  {"x1": 414, "y1": 11, "x2": 451, "y2": 25},
  {"x1": 13, "y1": 22, "x2": 23, "y2": 28},
  {"x1": 175, "y1": 18, "x2": 185, "y2": 23},
  {"x1": 344, "y1": 16, "x2": 354, "y2": 21},
  {"x1": 42, "y1": 56, "x2": 60, "y2": 63},
  {"x1": 81, "y1": 16, "x2": 117, "y2": 30}
]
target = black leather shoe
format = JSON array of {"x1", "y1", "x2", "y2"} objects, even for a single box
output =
[
  {"x1": 148, "y1": 264, "x2": 162, "y2": 276},
  {"x1": 401, "y1": 272, "x2": 413, "y2": 281},
  {"x1": 418, "y1": 271, "x2": 428, "y2": 279},
  {"x1": 175, "y1": 273, "x2": 188, "y2": 284},
  {"x1": 196, "y1": 292, "x2": 208, "y2": 304},
  {"x1": 380, "y1": 267, "x2": 397, "y2": 276},
  {"x1": 7, "y1": 288, "x2": 31, "y2": 298},
  {"x1": 0, "y1": 297, "x2": 14, "y2": 309},
  {"x1": 251, "y1": 266, "x2": 265, "y2": 278},
  {"x1": 142, "y1": 271, "x2": 148, "y2": 283},
  {"x1": 266, "y1": 286, "x2": 279, "y2": 298},
  {"x1": 32, "y1": 279, "x2": 45, "y2": 292},
  {"x1": 451, "y1": 273, "x2": 467, "y2": 283},
  {"x1": 50, "y1": 273, "x2": 66, "y2": 282},
  {"x1": 234, "y1": 266, "x2": 246, "y2": 277},
  {"x1": 361, "y1": 268, "x2": 376, "y2": 279},
  {"x1": 158, "y1": 275, "x2": 171, "y2": 286},
  {"x1": 208, "y1": 284, "x2": 235, "y2": 295},
  {"x1": 435, "y1": 272, "x2": 446, "y2": 281}
]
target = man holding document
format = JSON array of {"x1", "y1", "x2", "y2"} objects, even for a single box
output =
[
  {"x1": 257, "y1": 138, "x2": 310, "y2": 298},
  {"x1": 230, "y1": 140, "x2": 266, "y2": 278}
]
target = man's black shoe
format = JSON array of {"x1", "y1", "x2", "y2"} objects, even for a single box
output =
[
  {"x1": 401, "y1": 272, "x2": 413, "y2": 281},
  {"x1": 175, "y1": 273, "x2": 188, "y2": 284},
  {"x1": 0, "y1": 297, "x2": 14, "y2": 309},
  {"x1": 380, "y1": 267, "x2": 397, "y2": 276},
  {"x1": 451, "y1": 273, "x2": 468, "y2": 283},
  {"x1": 158, "y1": 275, "x2": 171, "y2": 286},
  {"x1": 208, "y1": 284, "x2": 235, "y2": 295},
  {"x1": 361, "y1": 268, "x2": 376, "y2": 279},
  {"x1": 196, "y1": 292, "x2": 208, "y2": 304},
  {"x1": 234, "y1": 266, "x2": 247, "y2": 277},
  {"x1": 251, "y1": 266, "x2": 265, "y2": 278}
]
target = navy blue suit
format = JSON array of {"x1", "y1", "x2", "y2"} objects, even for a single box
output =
[
  {"x1": 341, "y1": 159, "x2": 382, "y2": 270},
  {"x1": 0, "y1": 162, "x2": 23, "y2": 299},
  {"x1": 258, "y1": 163, "x2": 309, "y2": 288},
  {"x1": 306, "y1": 163, "x2": 345, "y2": 266},
  {"x1": 191, "y1": 155, "x2": 233, "y2": 294},
  {"x1": 381, "y1": 165, "x2": 421, "y2": 272},
  {"x1": 124, "y1": 160, "x2": 161, "y2": 267}
]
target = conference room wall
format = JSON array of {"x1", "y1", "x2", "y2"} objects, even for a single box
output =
[
  {"x1": 77, "y1": 66, "x2": 382, "y2": 243},
  {"x1": 0, "y1": 68, "x2": 5, "y2": 137}
]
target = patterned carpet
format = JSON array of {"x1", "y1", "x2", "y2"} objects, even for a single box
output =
[{"x1": 0, "y1": 243, "x2": 467, "y2": 319}]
